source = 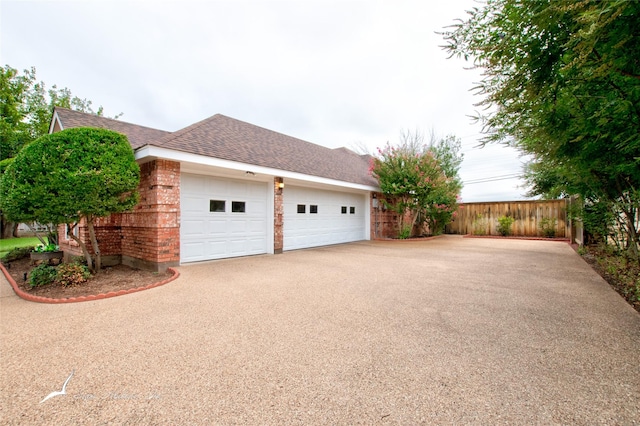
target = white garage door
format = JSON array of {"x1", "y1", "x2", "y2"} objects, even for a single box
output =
[
  {"x1": 284, "y1": 186, "x2": 366, "y2": 250},
  {"x1": 181, "y1": 173, "x2": 269, "y2": 263}
]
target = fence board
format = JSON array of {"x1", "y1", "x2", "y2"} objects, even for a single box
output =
[{"x1": 446, "y1": 200, "x2": 568, "y2": 238}]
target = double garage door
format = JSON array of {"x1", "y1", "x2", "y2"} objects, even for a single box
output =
[
  {"x1": 283, "y1": 185, "x2": 366, "y2": 251},
  {"x1": 181, "y1": 174, "x2": 269, "y2": 263},
  {"x1": 181, "y1": 174, "x2": 367, "y2": 263}
]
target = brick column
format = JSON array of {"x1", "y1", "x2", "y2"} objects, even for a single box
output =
[
  {"x1": 274, "y1": 177, "x2": 284, "y2": 254},
  {"x1": 120, "y1": 159, "x2": 180, "y2": 271}
]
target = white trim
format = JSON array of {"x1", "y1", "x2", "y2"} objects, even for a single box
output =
[
  {"x1": 135, "y1": 145, "x2": 379, "y2": 192},
  {"x1": 49, "y1": 111, "x2": 62, "y2": 134},
  {"x1": 363, "y1": 192, "x2": 371, "y2": 241}
]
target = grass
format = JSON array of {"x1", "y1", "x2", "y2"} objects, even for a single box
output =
[{"x1": 0, "y1": 237, "x2": 45, "y2": 258}]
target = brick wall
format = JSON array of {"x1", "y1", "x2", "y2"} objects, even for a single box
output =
[
  {"x1": 121, "y1": 159, "x2": 180, "y2": 271},
  {"x1": 58, "y1": 159, "x2": 181, "y2": 272},
  {"x1": 274, "y1": 177, "x2": 284, "y2": 254},
  {"x1": 370, "y1": 192, "x2": 399, "y2": 239}
]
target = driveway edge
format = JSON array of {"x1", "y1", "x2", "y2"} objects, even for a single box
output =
[{"x1": 0, "y1": 263, "x2": 180, "y2": 304}]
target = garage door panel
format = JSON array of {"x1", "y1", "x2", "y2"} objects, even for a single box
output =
[
  {"x1": 181, "y1": 173, "x2": 268, "y2": 263},
  {"x1": 182, "y1": 241, "x2": 205, "y2": 261},
  {"x1": 183, "y1": 219, "x2": 206, "y2": 236},
  {"x1": 207, "y1": 241, "x2": 228, "y2": 258},
  {"x1": 284, "y1": 186, "x2": 366, "y2": 251},
  {"x1": 206, "y1": 219, "x2": 228, "y2": 235}
]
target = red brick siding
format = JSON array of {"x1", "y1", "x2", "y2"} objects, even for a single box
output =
[
  {"x1": 274, "y1": 177, "x2": 284, "y2": 253},
  {"x1": 370, "y1": 192, "x2": 399, "y2": 239},
  {"x1": 121, "y1": 160, "x2": 180, "y2": 269},
  {"x1": 58, "y1": 159, "x2": 180, "y2": 271}
]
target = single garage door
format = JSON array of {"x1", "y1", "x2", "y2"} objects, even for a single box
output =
[
  {"x1": 284, "y1": 186, "x2": 366, "y2": 250},
  {"x1": 181, "y1": 173, "x2": 269, "y2": 263}
]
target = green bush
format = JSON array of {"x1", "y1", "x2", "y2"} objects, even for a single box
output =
[
  {"x1": 1, "y1": 246, "x2": 34, "y2": 263},
  {"x1": 398, "y1": 224, "x2": 412, "y2": 239},
  {"x1": 472, "y1": 214, "x2": 488, "y2": 235},
  {"x1": 539, "y1": 217, "x2": 557, "y2": 238},
  {"x1": 29, "y1": 264, "x2": 56, "y2": 288},
  {"x1": 497, "y1": 215, "x2": 515, "y2": 236},
  {"x1": 55, "y1": 263, "x2": 91, "y2": 287}
]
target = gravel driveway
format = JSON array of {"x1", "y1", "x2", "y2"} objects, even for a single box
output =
[{"x1": 2, "y1": 235, "x2": 639, "y2": 424}]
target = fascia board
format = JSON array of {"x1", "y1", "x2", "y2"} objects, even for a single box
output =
[
  {"x1": 49, "y1": 110, "x2": 62, "y2": 134},
  {"x1": 135, "y1": 145, "x2": 379, "y2": 192}
]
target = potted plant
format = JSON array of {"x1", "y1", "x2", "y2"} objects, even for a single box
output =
[{"x1": 30, "y1": 243, "x2": 63, "y2": 264}]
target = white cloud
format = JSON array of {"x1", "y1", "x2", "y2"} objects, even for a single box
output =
[{"x1": 1, "y1": 0, "x2": 533, "y2": 201}]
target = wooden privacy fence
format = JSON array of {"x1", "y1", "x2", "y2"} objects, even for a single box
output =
[{"x1": 446, "y1": 199, "x2": 569, "y2": 238}]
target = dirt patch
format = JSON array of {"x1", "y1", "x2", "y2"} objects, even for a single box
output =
[
  {"x1": 579, "y1": 246, "x2": 640, "y2": 313},
  {"x1": 2, "y1": 258, "x2": 172, "y2": 300}
]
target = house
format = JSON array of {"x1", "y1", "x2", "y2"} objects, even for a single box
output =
[{"x1": 50, "y1": 107, "x2": 396, "y2": 271}]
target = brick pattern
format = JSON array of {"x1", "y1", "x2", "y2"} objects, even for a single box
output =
[
  {"x1": 274, "y1": 177, "x2": 284, "y2": 253},
  {"x1": 370, "y1": 192, "x2": 400, "y2": 239},
  {"x1": 57, "y1": 160, "x2": 181, "y2": 271},
  {"x1": 121, "y1": 160, "x2": 180, "y2": 270}
]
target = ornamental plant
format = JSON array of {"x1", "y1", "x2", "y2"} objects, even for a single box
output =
[
  {"x1": 0, "y1": 127, "x2": 140, "y2": 273},
  {"x1": 370, "y1": 131, "x2": 463, "y2": 237},
  {"x1": 497, "y1": 215, "x2": 515, "y2": 236},
  {"x1": 29, "y1": 264, "x2": 56, "y2": 288},
  {"x1": 539, "y1": 217, "x2": 557, "y2": 238},
  {"x1": 33, "y1": 243, "x2": 59, "y2": 253},
  {"x1": 55, "y1": 263, "x2": 91, "y2": 287}
]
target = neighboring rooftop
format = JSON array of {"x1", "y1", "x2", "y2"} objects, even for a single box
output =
[{"x1": 52, "y1": 107, "x2": 377, "y2": 187}]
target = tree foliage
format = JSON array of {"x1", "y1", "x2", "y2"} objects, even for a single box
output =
[
  {"x1": 1, "y1": 65, "x2": 119, "y2": 161},
  {"x1": 442, "y1": 0, "x2": 640, "y2": 259},
  {"x1": 0, "y1": 128, "x2": 140, "y2": 272},
  {"x1": 0, "y1": 65, "x2": 120, "y2": 238},
  {"x1": 371, "y1": 131, "x2": 463, "y2": 237}
]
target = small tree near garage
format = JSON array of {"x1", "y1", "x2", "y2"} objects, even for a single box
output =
[
  {"x1": 0, "y1": 127, "x2": 140, "y2": 273},
  {"x1": 370, "y1": 131, "x2": 463, "y2": 237}
]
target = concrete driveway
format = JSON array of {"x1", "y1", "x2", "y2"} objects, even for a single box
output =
[{"x1": 1, "y1": 236, "x2": 639, "y2": 424}]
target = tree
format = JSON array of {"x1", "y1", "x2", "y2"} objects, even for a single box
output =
[
  {"x1": 370, "y1": 130, "x2": 463, "y2": 237},
  {"x1": 0, "y1": 128, "x2": 140, "y2": 273},
  {"x1": 0, "y1": 65, "x2": 120, "y2": 238},
  {"x1": 442, "y1": 0, "x2": 640, "y2": 259}
]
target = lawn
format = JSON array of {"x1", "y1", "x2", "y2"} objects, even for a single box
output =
[{"x1": 0, "y1": 236, "x2": 44, "y2": 258}]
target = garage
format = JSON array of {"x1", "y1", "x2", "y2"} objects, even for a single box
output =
[
  {"x1": 180, "y1": 173, "x2": 269, "y2": 263},
  {"x1": 283, "y1": 185, "x2": 367, "y2": 251}
]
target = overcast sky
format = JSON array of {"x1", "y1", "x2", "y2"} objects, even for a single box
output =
[{"x1": 1, "y1": 0, "x2": 534, "y2": 202}]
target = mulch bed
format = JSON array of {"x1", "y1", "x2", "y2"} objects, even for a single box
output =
[{"x1": 2, "y1": 257, "x2": 172, "y2": 300}]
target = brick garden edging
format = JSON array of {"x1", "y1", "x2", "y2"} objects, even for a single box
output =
[
  {"x1": 463, "y1": 234, "x2": 570, "y2": 242},
  {"x1": 0, "y1": 263, "x2": 180, "y2": 304}
]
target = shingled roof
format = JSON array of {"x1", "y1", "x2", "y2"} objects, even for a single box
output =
[
  {"x1": 53, "y1": 108, "x2": 377, "y2": 187},
  {"x1": 157, "y1": 114, "x2": 377, "y2": 186},
  {"x1": 53, "y1": 107, "x2": 171, "y2": 150}
]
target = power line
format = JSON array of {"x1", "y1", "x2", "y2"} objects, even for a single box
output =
[{"x1": 463, "y1": 174, "x2": 523, "y2": 185}]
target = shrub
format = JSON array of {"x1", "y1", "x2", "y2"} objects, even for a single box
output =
[
  {"x1": 398, "y1": 224, "x2": 412, "y2": 239},
  {"x1": 497, "y1": 215, "x2": 515, "y2": 236},
  {"x1": 539, "y1": 217, "x2": 557, "y2": 238},
  {"x1": 29, "y1": 264, "x2": 56, "y2": 288},
  {"x1": 55, "y1": 263, "x2": 91, "y2": 287},
  {"x1": 1, "y1": 246, "x2": 34, "y2": 263},
  {"x1": 33, "y1": 243, "x2": 59, "y2": 253},
  {"x1": 472, "y1": 214, "x2": 488, "y2": 235}
]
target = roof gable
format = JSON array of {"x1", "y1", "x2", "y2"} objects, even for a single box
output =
[{"x1": 52, "y1": 107, "x2": 171, "y2": 150}]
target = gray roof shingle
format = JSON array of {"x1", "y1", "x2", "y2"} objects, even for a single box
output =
[
  {"x1": 54, "y1": 108, "x2": 377, "y2": 187},
  {"x1": 53, "y1": 107, "x2": 171, "y2": 150},
  {"x1": 156, "y1": 114, "x2": 377, "y2": 186}
]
